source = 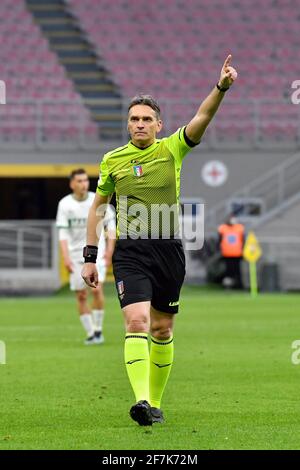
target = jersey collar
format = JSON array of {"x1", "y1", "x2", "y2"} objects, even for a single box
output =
[{"x1": 129, "y1": 139, "x2": 158, "y2": 151}]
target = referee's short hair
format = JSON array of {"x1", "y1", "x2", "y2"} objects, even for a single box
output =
[
  {"x1": 69, "y1": 168, "x2": 87, "y2": 180},
  {"x1": 128, "y1": 94, "x2": 161, "y2": 119}
]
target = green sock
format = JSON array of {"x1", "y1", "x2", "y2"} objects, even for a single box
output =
[
  {"x1": 124, "y1": 333, "x2": 150, "y2": 403},
  {"x1": 149, "y1": 335, "x2": 174, "y2": 409}
]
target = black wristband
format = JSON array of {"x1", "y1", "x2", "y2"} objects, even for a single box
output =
[
  {"x1": 216, "y1": 82, "x2": 229, "y2": 92},
  {"x1": 83, "y1": 245, "x2": 98, "y2": 263}
]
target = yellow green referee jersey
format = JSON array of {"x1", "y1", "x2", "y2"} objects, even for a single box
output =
[{"x1": 97, "y1": 126, "x2": 198, "y2": 238}]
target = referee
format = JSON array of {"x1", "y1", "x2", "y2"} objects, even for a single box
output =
[{"x1": 82, "y1": 55, "x2": 237, "y2": 426}]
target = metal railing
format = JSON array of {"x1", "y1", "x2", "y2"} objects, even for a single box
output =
[
  {"x1": 258, "y1": 236, "x2": 300, "y2": 291},
  {"x1": 0, "y1": 99, "x2": 106, "y2": 150},
  {"x1": 0, "y1": 98, "x2": 299, "y2": 150},
  {"x1": 0, "y1": 221, "x2": 56, "y2": 270},
  {"x1": 0, "y1": 220, "x2": 61, "y2": 292},
  {"x1": 205, "y1": 150, "x2": 300, "y2": 231}
]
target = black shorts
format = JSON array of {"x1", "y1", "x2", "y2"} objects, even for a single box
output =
[{"x1": 112, "y1": 239, "x2": 186, "y2": 314}]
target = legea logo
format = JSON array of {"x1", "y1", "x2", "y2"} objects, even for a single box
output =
[
  {"x1": 0, "y1": 80, "x2": 6, "y2": 104},
  {"x1": 0, "y1": 341, "x2": 6, "y2": 365}
]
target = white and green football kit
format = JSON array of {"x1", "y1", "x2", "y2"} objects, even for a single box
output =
[{"x1": 56, "y1": 192, "x2": 115, "y2": 290}]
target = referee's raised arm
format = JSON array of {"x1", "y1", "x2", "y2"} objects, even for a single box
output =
[{"x1": 185, "y1": 54, "x2": 238, "y2": 145}]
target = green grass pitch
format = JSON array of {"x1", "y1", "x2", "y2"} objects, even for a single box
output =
[{"x1": 0, "y1": 284, "x2": 300, "y2": 450}]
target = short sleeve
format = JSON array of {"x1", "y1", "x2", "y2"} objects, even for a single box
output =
[
  {"x1": 164, "y1": 126, "x2": 198, "y2": 164},
  {"x1": 56, "y1": 201, "x2": 69, "y2": 228},
  {"x1": 97, "y1": 158, "x2": 115, "y2": 196},
  {"x1": 58, "y1": 228, "x2": 70, "y2": 242}
]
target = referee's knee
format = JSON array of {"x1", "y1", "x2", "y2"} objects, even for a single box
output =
[
  {"x1": 126, "y1": 317, "x2": 149, "y2": 333},
  {"x1": 151, "y1": 325, "x2": 173, "y2": 340}
]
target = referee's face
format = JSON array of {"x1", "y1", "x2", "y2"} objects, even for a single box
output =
[{"x1": 128, "y1": 105, "x2": 162, "y2": 148}]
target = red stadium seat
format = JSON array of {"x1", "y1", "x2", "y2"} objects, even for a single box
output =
[{"x1": 0, "y1": 0, "x2": 97, "y2": 144}]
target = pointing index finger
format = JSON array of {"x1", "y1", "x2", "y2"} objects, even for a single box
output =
[{"x1": 223, "y1": 54, "x2": 232, "y2": 69}]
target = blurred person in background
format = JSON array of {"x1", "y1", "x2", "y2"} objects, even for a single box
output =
[
  {"x1": 218, "y1": 213, "x2": 245, "y2": 289},
  {"x1": 56, "y1": 168, "x2": 116, "y2": 345}
]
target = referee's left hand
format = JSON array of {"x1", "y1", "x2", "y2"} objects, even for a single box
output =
[
  {"x1": 81, "y1": 263, "x2": 99, "y2": 288},
  {"x1": 218, "y1": 54, "x2": 238, "y2": 89}
]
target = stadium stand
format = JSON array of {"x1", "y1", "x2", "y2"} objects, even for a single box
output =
[
  {"x1": 0, "y1": 0, "x2": 99, "y2": 145},
  {"x1": 68, "y1": 0, "x2": 300, "y2": 142},
  {"x1": 0, "y1": 0, "x2": 299, "y2": 147},
  {"x1": 27, "y1": 0, "x2": 122, "y2": 141}
]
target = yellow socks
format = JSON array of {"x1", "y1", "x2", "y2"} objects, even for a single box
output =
[
  {"x1": 124, "y1": 333, "x2": 150, "y2": 403},
  {"x1": 124, "y1": 333, "x2": 174, "y2": 408},
  {"x1": 149, "y1": 336, "x2": 174, "y2": 409}
]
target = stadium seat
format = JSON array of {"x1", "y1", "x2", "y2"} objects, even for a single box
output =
[
  {"x1": 0, "y1": 0, "x2": 97, "y2": 144},
  {"x1": 1, "y1": 0, "x2": 299, "y2": 145},
  {"x1": 68, "y1": 0, "x2": 299, "y2": 112}
]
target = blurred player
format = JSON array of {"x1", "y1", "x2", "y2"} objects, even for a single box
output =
[
  {"x1": 56, "y1": 168, "x2": 116, "y2": 345},
  {"x1": 82, "y1": 55, "x2": 237, "y2": 424}
]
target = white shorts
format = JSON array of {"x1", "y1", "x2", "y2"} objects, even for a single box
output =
[{"x1": 69, "y1": 254, "x2": 106, "y2": 291}]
